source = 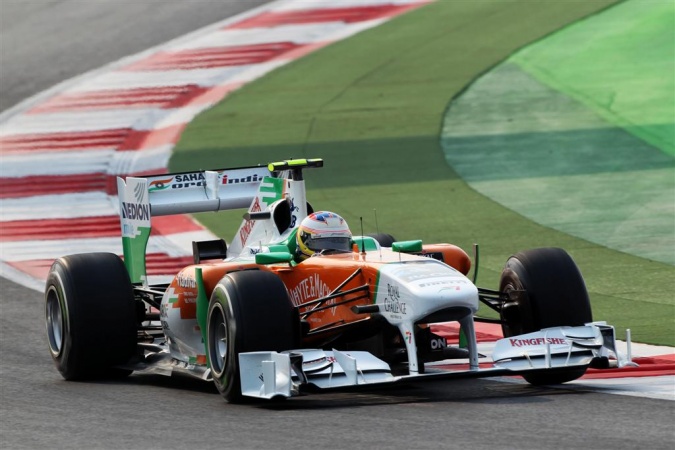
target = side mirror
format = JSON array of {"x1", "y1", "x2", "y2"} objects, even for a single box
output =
[
  {"x1": 392, "y1": 240, "x2": 423, "y2": 253},
  {"x1": 255, "y1": 252, "x2": 293, "y2": 265}
]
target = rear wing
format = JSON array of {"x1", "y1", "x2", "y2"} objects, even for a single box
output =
[
  {"x1": 117, "y1": 159, "x2": 323, "y2": 284},
  {"x1": 118, "y1": 165, "x2": 270, "y2": 284}
]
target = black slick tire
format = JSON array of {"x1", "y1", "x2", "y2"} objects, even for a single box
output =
[
  {"x1": 499, "y1": 247, "x2": 592, "y2": 385},
  {"x1": 367, "y1": 233, "x2": 397, "y2": 247},
  {"x1": 45, "y1": 253, "x2": 137, "y2": 380},
  {"x1": 206, "y1": 270, "x2": 299, "y2": 403}
]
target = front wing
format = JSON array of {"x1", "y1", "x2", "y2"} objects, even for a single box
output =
[{"x1": 238, "y1": 323, "x2": 635, "y2": 400}]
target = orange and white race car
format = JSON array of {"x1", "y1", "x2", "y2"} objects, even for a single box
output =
[{"x1": 44, "y1": 159, "x2": 634, "y2": 402}]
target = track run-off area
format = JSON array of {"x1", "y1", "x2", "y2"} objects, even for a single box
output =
[{"x1": 0, "y1": 1, "x2": 673, "y2": 448}]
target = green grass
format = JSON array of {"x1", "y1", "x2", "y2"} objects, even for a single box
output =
[{"x1": 171, "y1": 0, "x2": 674, "y2": 345}]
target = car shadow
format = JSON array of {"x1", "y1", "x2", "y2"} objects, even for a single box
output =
[
  {"x1": 79, "y1": 371, "x2": 589, "y2": 409},
  {"x1": 255, "y1": 377, "x2": 588, "y2": 411},
  {"x1": 109, "y1": 372, "x2": 221, "y2": 395}
]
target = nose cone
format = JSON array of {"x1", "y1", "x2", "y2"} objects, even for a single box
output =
[{"x1": 377, "y1": 260, "x2": 480, "y2": 324}]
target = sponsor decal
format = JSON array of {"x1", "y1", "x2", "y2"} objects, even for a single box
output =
[
  {"x1": 119, "y1": 179, "x2": 150, "y2": 282},
  {"x1": 430, "y1": 337, "x2": 447, "y2": 350},
  {"x1": 121, "y1": 202, "x2": 150, "y2": 221},
  {"x1": 178, "y1": 173, "x2": 204, "y2": 182},
  {"x1": 417, "y1": 279, "x2": 467, "y2": 289},
  {"x1": 147, "y1": 171, "x2": 263, "y2": 193},
  {"x1": 391, "y1": 263, "x2": 448, "y2": 282},
  {"x1": 150, "y1": 173, "x2": 205, "y2": 191},
  {"x1": 260, "y1": 177, "x2": 285, "y2": 207},
  {"x1": 148, "y1": 177, "x2": 174, "y2": 192},
  {"x1": 509, "y1": 337, "x2": 569, "y2": 347},
  {"x1": 176, "y1": 274, "x2": 196, "y2": 289},
  {"x1": 289, "y1": 197, "x2": 300, "y2": 228},
  {"x1": 419, "y1": 251, "x2": 444, "y2": 261},
  {"x1": 222, "y1": 173, "x2": 263, "y2": 185},
  {"x1": 288, "y1": 274, "x2": 332, "y2": 307},
  {"x1": 170, "y1": 274, "x2": 197, "y2": 319},
  {"x1": 405, "y1": 330, "x2": 412, "y2": 344},
  {"x1": 383, "y1": 283, "x2": 407, "y2": 317},
  {"x1": 239, "y1": 197, "x2": 262, "y2": 245},
  {"x1": 133, "y1": 182, "x2": 145, "y2": 202}
]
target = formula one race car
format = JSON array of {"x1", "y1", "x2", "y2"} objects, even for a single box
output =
[{"x1": 44, "y1": 159, "x2": 634, "y2": 402}]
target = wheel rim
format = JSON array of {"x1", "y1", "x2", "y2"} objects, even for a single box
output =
[
  {"x1": 499, "y1": 270, "x2": 526, "y2": 337},
  {"x1": 46, "y1": 287, "x2": 64, "y2": 356},
  {"x1": 208, "y1": 304, "x2": 228, "y2": 377}
]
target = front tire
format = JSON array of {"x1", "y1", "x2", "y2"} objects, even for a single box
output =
[
  {"x1": 367, "y1": 233, "x2": 397, "y2": 247},
  {"x1": 207, "y1": 270, "x2": 299, "y2": 402},
  {"x1": 45, "y1": 253, "x2": 137, "y2": 380},
  {"x1": 499, "y1": 248, "x2": 592, "y2": 385}
]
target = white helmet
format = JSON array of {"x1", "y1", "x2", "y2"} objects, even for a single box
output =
[{"x1": 296, "y1": 212, "x2": 352, "y2": 261}]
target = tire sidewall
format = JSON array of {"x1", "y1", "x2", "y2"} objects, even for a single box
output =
[
  {"x1": 44, "y1": 253, "x2": 137, "y2": 380},
  {"x1": 498, "y1": 248, "x2": 593, "y2": 385},
  {"x1": 367, "y1": 233, "x2": 397, "y2": 247},
  {"x1": 206, "y1": 270, "x2": 299, "y2": 403},
  {"x1": 207, "y1": 281, "x2": 241, "y2": 401},
  {"x1": 499, "y1": 248, "x2": 592, "y2": 336},
  {"x1": 45, "y1": 267, "x2": 77, "y2": 377}
]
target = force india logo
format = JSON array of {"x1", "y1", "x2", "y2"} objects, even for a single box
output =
[
  {"x1": 149, "y1": 172, "x2": 264, "y2": 192},
  {"x1": 509, "y1": 337, "x2": 569, "y2": 347}
]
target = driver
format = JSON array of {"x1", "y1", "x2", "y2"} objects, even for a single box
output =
[{"x1": 296, "y1": 211, "x2": 352, "y2": 261}]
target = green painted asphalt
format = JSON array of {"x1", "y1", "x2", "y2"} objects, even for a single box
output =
[
  {"x1": 512, "y1": 0, "x2": 675, "y2": 156},
  {"x1": 442, "y1": 61, "x2": 675, "y2": 265},
  {"x1": 442, "y1": 0, "x2": 674, "y2": 265}
]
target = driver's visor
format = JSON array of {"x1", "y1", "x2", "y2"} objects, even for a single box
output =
[{"x1": 306, "y1": 237, "x2": 352, "y2": 252}]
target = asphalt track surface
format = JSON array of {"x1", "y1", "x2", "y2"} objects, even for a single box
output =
[{"x1": 0, "y1": 2, "x2": 673, "y2": 449}]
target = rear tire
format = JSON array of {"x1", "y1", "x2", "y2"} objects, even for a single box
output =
[
  {"x1": 499, "y1": 248, "x2": 592, "y2": 385},
  {"x1": 45, "y1": 253, "x2": 137, "y2": 380},
  {"x1": 207, "y1": 270, "x2": 299, "y2": 403}
]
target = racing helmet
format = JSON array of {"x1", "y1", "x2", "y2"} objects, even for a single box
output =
[{"x1": 296, "y1": 212, "x2": 352, "y2": 261}]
